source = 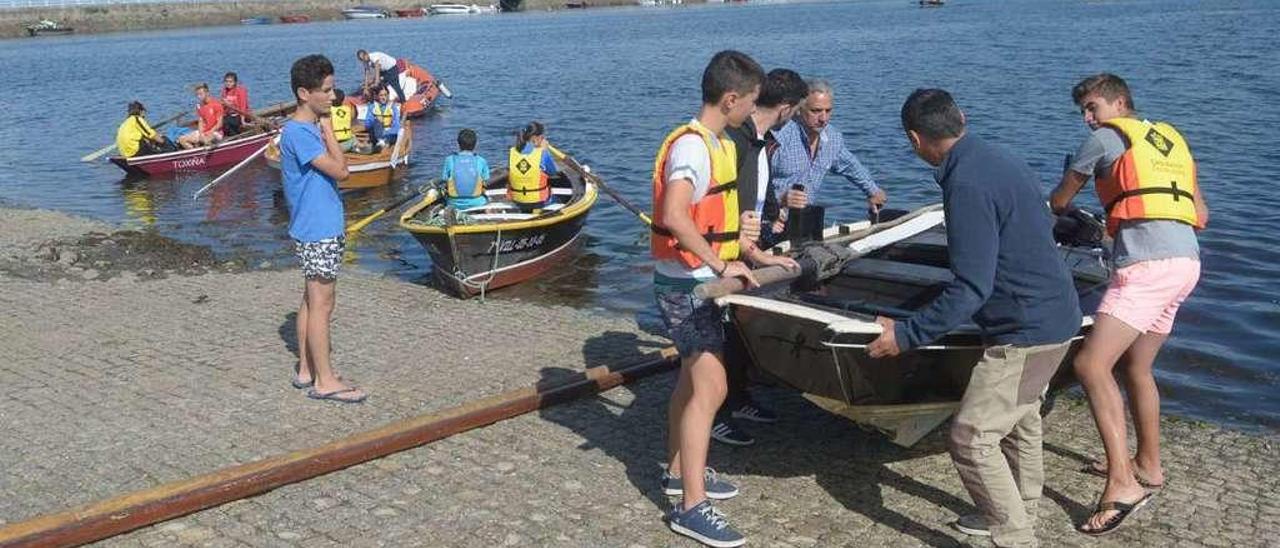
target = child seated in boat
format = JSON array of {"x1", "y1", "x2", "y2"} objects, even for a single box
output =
[
  {"x1": 115, "y1": 101, "x2": 176, "y2": 158},
  {"x1": 329, "y1": 88, "x2": 357, "y2": 152},
  {"x1": 442, "y1": 128, "x2": 491, "y2": 211},
  {"x1": 507, "y1": 121, "x2": 559, "y2": 212},
  {"x1": 177, "y1": 83, "x2": 224, "y2": 149},
  {"x1": 363, "y1": 85, "x2": 400, "y2": 150}
]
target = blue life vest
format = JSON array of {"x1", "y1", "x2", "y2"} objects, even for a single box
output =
[{"x1": 447, "y1": 154, "x2": 485, "y2": 198}]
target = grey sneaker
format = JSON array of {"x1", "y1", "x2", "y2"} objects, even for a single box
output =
[
  {"x1": 668, "y1": 499, "x2": 745, "y2": 547},
  {"x1": 953, "y1": 514, "x2": 991, "y2": 536},
  {"x1": 661, "y1": 467, "x2": 739, "y2": 500}
]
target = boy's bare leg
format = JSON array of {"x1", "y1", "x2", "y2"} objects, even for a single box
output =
[
  {"x1": 305, "y1": 278, "x2": 361, "y2": 397},
  {"x1": 667, "y1": 357, "x2": 694, "y2": 478},
  {"x1": 1120, "y1": 332, "x2": 1168, "y2": 486},
  {"x1": 671, "y1": 351, "x2": 728, "y2": 508},
  {"x1": 1074, "y1": 314, "x2": 1145, "y2": 531},
  {"x1": 295, "y1": 288, "x2": 312, "y2": 384}
]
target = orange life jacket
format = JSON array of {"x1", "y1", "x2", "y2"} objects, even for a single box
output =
[
  {"x1": 650, "y1": 122, "x2": 740, "y2": 268},
  {"x1": 1096, "y1": 117, "x2": 1205, "y2": 236}
]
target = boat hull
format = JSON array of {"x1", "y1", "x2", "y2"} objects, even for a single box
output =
[
  {"x1": 110, "y1": 131, "x2": 276, "y2": 177},
  {"x1": 264, "y1": 124, "x2": 411, "y2": 190},
  {"x1": 720, "y1": 208, "x2": 1108, "y2": 446},
  {"x1": 400, "y1": 162, "x2": 598, "y2": 298}
]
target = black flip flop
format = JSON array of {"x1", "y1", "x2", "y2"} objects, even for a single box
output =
[
  {"x1": 1078, "y1": 492, "x2": 1154, "y2": 536},
  {"x1": 1081, "y1": 460, "x2": 1165, "y2": 489},
  {"x1": 307, "y1": 387, "x2": 368, "y2": 404}
]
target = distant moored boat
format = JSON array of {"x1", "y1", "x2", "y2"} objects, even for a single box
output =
[
  {"x1": 341, "y1": 5, "x2": 391, "y2": 19},
  {"x1": 240, "y1": 16, "x2": 272, "y2": 25},
  {"x1": 278, "y1": 14, "x2": 311, "y2": 23},
  {"x1": 25, "y1": 19, "x2": 73, "y2": 36}
]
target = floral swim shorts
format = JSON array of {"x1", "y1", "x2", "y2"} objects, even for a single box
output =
[{"x1": 294, "y1": 236, "x2": 345, "y2": 280}]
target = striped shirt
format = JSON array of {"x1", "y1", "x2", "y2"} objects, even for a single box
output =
[{"x1": 769, "y1": 119, "x2": 880, "y2": 205}]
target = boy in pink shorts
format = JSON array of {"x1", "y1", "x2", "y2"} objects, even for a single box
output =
[{"x1": 1051, "y1": 73, "x2": 1209, "y2": 536}]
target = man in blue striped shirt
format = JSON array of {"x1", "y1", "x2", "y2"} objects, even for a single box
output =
[{"x1": 770, "y1": 79, "x2": 888, "y2": 228}]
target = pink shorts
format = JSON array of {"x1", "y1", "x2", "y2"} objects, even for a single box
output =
[{"x1": 1097, "y1": 257, "x2": 1200, "y2": 334}]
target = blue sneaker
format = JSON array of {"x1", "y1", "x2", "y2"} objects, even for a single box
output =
[
  {"x1": 661, "y1": 467, "x2": 739, "y2": 500},
  {"x1": 668, "y1": 499, "x2": 746, "y2": 547}
]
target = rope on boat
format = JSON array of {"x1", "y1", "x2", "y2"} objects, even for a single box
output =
[{"x1": 450, "y1": 225, "x2": 503, "y2": 302}]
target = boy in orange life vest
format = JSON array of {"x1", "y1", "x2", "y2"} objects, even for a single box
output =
[
  {"x1": 651, "y1": 50, "x2": 791, "y2": 548},
  {"x1": 1050, "y1": 73, "x2": 1208, "y2": 536}
]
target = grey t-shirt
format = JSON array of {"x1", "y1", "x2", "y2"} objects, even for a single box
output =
[{"x1": 1070, "y1": 126, "x2": 1199, "y2": 267}]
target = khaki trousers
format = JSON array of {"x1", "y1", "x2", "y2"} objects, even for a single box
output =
[{"x1": 948, "y1": 341, "x2": 1073, "y2": 548}]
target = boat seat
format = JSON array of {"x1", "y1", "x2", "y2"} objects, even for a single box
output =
[
  {"x1": 460, "y1": 203, "x2": 518, "y2": 213},
  {"x1": 483, "y1": 188, "x2": 574, "y2": 197},
  {"x1": 898, "y1": 228, "x2": 947, "y2": 248},
  {"x1": 841, "y1": 258, "x2": 954, "y2": 286}
]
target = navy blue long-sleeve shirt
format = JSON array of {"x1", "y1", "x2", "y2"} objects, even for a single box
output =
[{"x1": 894, "y1": 134, "x2": 1082, "y2": 350}]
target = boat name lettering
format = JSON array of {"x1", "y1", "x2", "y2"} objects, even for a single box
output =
[
  {"x1": 174, "y1": 156, "x2": 207, "y2": 170},
  {"x1": 487, "y1": 234, "x2": 546, "y2": 254}
]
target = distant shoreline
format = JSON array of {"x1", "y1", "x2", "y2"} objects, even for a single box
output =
[{"x1": 1, "y1": 0, "x2": 660, "y2": 40}]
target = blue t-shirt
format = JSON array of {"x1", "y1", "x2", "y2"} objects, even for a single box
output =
[{"x1": 280, "y1": 120, "x2": 344, "y2": 242}]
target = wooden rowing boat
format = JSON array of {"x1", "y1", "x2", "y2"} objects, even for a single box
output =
[
  {"x1": 109, "y1": 102, "x2": 294, "y2": 177},
  {"x1": 398, "y1": 158, "x2": 598, "y2": 297},
  {"x1": 718, "y1": 205, "x2": 1109, "y2": 447},
  {"x1": 264, "y1": 123, "x2": 412, "y2": 190}
]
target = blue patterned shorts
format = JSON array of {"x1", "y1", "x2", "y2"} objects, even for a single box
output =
[
  {"x1": 655, "y1": 284, "x2": 725, "y2": 357},
  {"x1": 295, "y1": 236, "x2": 345, "y2": 280}
]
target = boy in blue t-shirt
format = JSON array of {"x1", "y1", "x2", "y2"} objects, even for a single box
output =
[
  {"x1": 441, "y1": 128, "x2": 491, "y2": 211},
  {"x1": 280, "y1": 54, "x2": 366, "y2": 404}
]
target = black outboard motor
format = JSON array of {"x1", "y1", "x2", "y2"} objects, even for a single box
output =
[{"x1": 1053, "y1": 207, "x2": 1107, "y2": 248}]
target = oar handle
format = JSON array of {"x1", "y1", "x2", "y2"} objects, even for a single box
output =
[{"x1": 693, "y1": 265, "x2": 803, "y2": 300}]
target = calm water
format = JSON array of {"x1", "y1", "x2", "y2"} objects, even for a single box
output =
[{"x1": 1, "y1": 0, "x2": 1277, "y2": 433}]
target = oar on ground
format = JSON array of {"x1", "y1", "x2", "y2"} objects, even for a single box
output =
[
  {"x1": 81, "y1": 111, "x2": 186, "y2": 162},
  {"x1": 547, "y1": 145, "x2": 653, "y2": 226},
  {"x1": 345, "y1": 179, "x2": 439, "y2": 235}
]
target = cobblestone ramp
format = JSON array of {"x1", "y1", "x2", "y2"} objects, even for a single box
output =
[{"x1": 2, "y1": 206, "x2": 1278, "y2": 546}]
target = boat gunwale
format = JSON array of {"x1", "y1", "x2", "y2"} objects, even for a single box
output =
[{"x1": 399, "y1": 161, "x2": 599, "y2": 235}]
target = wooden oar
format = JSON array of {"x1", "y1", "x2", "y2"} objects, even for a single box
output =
[
  {"x1": 547, "y1": 145, "x2": 653, "y2": 225},
  {"x1": 388, "y1": 127, "x2": 407, "y2": 168},
  {"x1": 345, "y1": 180, "x2": 439, "y2": 235},
  {"x1": 192, "y1": 142, "x2": 271, "y2": 199},
  {"x1": 81, "y1": 111, "x2": 186, "y2": 162}
]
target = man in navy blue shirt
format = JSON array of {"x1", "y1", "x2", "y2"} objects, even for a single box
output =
[{"x1": 868, "y1": 89, "x2": 1081, "y2": 547}]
